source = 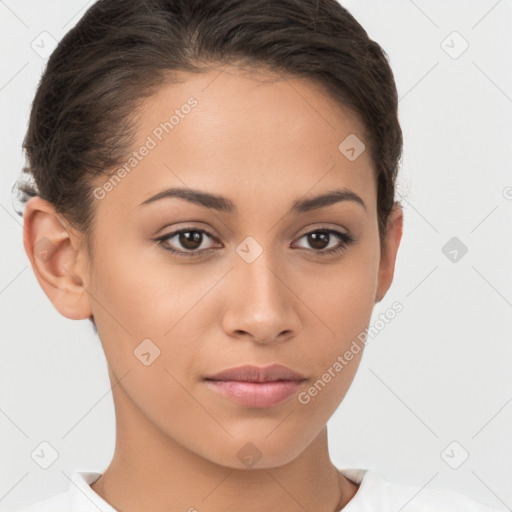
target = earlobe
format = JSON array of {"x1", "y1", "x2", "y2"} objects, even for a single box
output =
[
  {"x1": 23, "y1": 196, "x2": 92, "y2": 320},
  {"x1": 375, "y1": 202, "x2": 404, "y2": 303}
]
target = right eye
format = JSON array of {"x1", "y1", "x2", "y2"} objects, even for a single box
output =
[{"x1": 155, "y1": 227, "x2": 221, "y2": 257}]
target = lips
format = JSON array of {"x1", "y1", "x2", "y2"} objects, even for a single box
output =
[
  {"x1": 204, "y1": 364, "x2": 306, "y2": 383},
  {"x1": 204, "y1": 364, "x2": 307, "y2": 407}
]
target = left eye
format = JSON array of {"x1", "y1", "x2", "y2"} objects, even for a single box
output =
[{"x1": 292, "y1": 229, "x2": 355, "y2": 255}]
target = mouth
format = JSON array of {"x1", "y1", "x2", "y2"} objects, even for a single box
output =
[{"x1": 203, "y1": 364, "x2": 307, "y2": 408}]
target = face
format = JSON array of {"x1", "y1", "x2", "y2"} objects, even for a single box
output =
[{"x1": 27, "y1": 66, "x2": 402, "y2": 469}]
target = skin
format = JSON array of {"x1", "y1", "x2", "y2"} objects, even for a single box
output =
[{"x1": 23, "y1": 66, "x2": 403, "y2": 512}]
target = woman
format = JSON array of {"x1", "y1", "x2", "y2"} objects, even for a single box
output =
[{"x1": 14, "y1": 0, "x2": 504, "y2": 510}]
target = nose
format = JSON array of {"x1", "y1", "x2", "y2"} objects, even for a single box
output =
[{"x1": 221, "y1": 253, "x2": 301, "y2": 345}]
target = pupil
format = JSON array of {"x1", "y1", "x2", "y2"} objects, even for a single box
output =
[
  {"x1": 180, "y1": 231, "x2": 202, "y2": 250},
  {"x1": 309, "y1": 231, "x2": 329, "y2": 250}
]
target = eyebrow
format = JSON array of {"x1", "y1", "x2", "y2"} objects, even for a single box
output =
[{"x1": 138, "y1": 186, "x2": 366, "y2": 213}]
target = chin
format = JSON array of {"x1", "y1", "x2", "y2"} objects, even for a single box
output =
[{"x1": 194, "y1": 433, "x2": 310, "y2": 471}]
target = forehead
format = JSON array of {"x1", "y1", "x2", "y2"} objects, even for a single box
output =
[{"x1": 95, "y1": 66, "x2": 376, "y2": 217}]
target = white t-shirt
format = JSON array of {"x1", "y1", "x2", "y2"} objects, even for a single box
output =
[{"x1": 10, "y1": 468, "x2": 505, "y2": 512}]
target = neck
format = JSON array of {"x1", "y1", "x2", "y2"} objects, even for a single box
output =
[{"x1": 91, "y1": 374, "x2": 359, "y2": 512}]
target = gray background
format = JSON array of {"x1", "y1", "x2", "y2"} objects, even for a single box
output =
[{"x1": 1, "y1": 0, "x2": 511, "y2": 510}]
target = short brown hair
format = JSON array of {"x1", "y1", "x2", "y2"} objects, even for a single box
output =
[{"x1": 16, "y1": 0, "x2": 403, "y2": 279}]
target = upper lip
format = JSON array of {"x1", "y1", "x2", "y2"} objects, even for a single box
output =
[{"x1": 205, "y1": 364, "x2": 306, "y2": 383}]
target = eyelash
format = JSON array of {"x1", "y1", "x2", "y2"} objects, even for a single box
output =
[{"x1": 155, "y1": 226, "x2": 356, "y2": 258}]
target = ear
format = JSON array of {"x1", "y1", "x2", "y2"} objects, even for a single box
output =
[
  {"x1": 375, "y1": 202, "x2": 403, "y2": 303},
  {"x1": 22, "y1": 196, "x2": 93, "y2": 320}
]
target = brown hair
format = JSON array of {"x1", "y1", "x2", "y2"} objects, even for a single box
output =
[{"x1": 15, "y1": 0, "x2": 403, "y2": 328}]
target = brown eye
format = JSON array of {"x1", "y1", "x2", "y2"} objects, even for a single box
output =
[
  {"x1": 156, "y1": 228, "x2": 219, "y2": 257},
  {"x1": 306, "y1": 231, "x2": 330, "y2": 250},
  {"x1": 177, "y1": 230, "x2": 203, "y2": 250},
  {"x1": 293, "y1": 229, "x2": 355, "y2": 256}
]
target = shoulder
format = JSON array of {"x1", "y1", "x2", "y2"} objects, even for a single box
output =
[
  {"x1": 10, "y1": 490, "x2": 70, "y2": 512},
  {"x1": 9, "y1": 471, "x2": 116, "y2": 512},
  {"x1": 339, "y1": 468, "x2": 506, "y2": 512}
]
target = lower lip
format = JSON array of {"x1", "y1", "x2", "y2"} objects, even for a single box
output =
[{"x1": 204, "y1": 379, "x2": 304, "y2": 407}]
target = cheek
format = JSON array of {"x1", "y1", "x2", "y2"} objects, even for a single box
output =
[
  {"x1": 89, "y1": 235, "x2": 180, "y2": 336},
  {"x1": 294, "y1": 277, "x2": 370, "y2": 422},
  {"x1": 87, "y1": 241, "x2": 202, "y2": 421},
  {"x1": 88, "y1": 236, "x2": 213, "y2": 379},
  {"x1": 295, "y1": 242, "x2": 378, "y2": 393},
  {"x1": 301, "y1": 244, "x2": 379, "y2": 339}
]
